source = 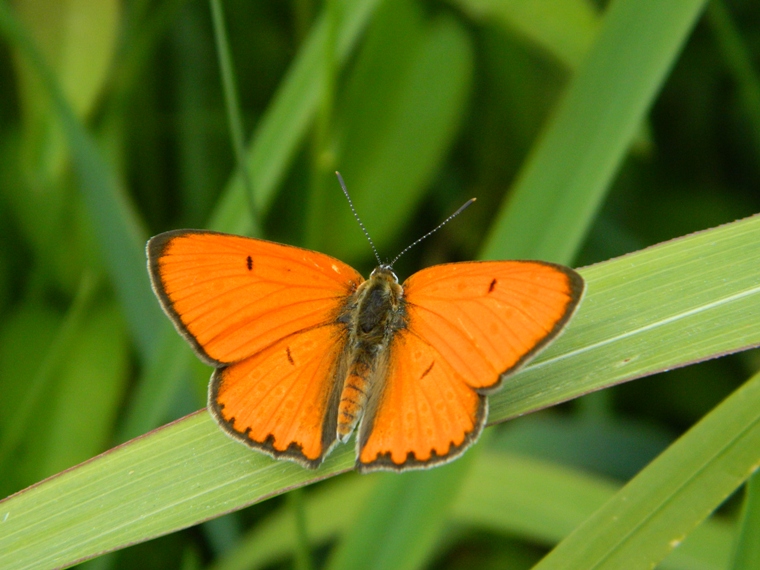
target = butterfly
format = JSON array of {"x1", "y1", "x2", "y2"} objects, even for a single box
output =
[{"x1": 147, "y1": 188, "x2": 584, "y2": 473}]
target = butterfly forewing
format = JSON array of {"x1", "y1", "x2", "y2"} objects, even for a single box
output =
[
  {"x1": 401, "y1": 261, "x2": 583, "y2": 390},
  {"x1": 148, "y1": 230, "x2": 363, "y2": 365}
]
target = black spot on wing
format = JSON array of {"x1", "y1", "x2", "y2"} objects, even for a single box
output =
[
  {"x1": 488, "y1": 278, "x2": 497, "y2": 293},
  {"x1": 286, "y1": 346, "x2": 294, "y2": 365},
  {"x1": 246, "y1": 255, "x2": 253, "y2": 271},
  {"x1": 420, "y1": 361, "x2": 435, "y2": 379}
]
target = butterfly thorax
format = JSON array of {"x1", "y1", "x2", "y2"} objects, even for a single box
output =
[{"x1": 336, "y1": 266, "x2": 405, "y2": 442}]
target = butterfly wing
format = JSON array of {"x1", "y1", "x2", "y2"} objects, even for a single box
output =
[
  {"x1": 147, "y1": 230, "x2": 363, "y2": 365},
  {"x1": 357, "y1": 261, "x2": 584, "y2": 472},
  {"x1": 211, "y1": 323, "x2": 350, "y2": 467},
  {"x1": 356, "y1": 330, "x2": 486, "y2": 472},
  {"x1": 148, "y1": 230, "x2": 364, "y2": 467}
]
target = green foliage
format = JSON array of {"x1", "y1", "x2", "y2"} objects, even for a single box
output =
[{"x1": 1, "y1": 0, "x2": 759, "y2": 569}]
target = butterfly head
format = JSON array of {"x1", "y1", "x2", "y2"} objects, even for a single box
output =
[
  {"x1": 369, "y1": 265, "x2": 399, "y2": 283},
  {"x1": 363, "y1": 265, "x2": 403, "y2": 312}
]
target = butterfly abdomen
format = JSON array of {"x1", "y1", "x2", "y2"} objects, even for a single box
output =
[
  {"x1": 336, "y1": 267, "x2": 405, "y2": 441},
  {"x1": 337, "y1": 365, "x2": 371, "y2": 441}
]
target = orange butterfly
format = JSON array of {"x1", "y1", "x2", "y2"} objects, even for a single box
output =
[{"x1": 147, "y1": 187, "x2": 584, "y2": 473}]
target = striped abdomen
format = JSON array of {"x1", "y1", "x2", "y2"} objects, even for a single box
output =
[{"x1": 337, "y1": 364, "x2": 371, "y2": 442}]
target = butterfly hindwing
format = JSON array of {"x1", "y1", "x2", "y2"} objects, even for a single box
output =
[
  {"x1": 147, "y1": 230, "x2": 363, "y2": 365},
  {"x1": 357, "y1": 261, "x2": 583, "y2": 471},
  {"x1": 210, "y1": 323, "x2": 350, "y2": 467},
  {"x1": 357, "y1": 328, "x2": 486, "y2": 472}
]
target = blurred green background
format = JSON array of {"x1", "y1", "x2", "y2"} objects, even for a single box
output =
[{"x1": 1, "y1": 0, "x2": 759, "y2": 568}]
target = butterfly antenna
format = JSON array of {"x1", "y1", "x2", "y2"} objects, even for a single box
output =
[
  {"x1": 335, "y1": 172, "x2": 383, "y2": 266},
  {"x1": 388, "y1": 197, "x2": 476, "y2": 268}
]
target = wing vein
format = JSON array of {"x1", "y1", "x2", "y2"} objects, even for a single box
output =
[
  {"x1": 200, "y1": 303, "x2": 340, "y2": 356},
  {"x1": 408, "y1": 302, "x2": 491, "y2": 380},
  {"x1": 165, "y1": 246, "x2": 359, "y2": 284},
  {"x1": 180, "y1": 281, "x2": 338, "y2": 327}
]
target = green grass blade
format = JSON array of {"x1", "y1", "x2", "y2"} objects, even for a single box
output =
[
  {"x1": 0, "y1": 3, "x2": 163, "y2": 361},
  {"x1": 321, "y1": 3, "x2": 474, "y2": 262},
  {"x1": 731, "y1": 472, "x2": 760, "y2": 569},
  {"x1": 325, "y1": 457, "x2": 473, "y2": 570},
  {"x1": 1, "y1": 214, "x2": 758, "y2": 568},
  {"x1": 303, "y1": 0, "x2": 340, "y2": 252},
  {"x1": 208, "y1": 0, "x2": 258, "y2": 228},
  {"x1": 456, "y1": 453, "x2": 733, "y2": 570},
  {"x1": 38, "y1": 302, "x2": 130, "y2": 478},
  {"x1": 209, "y1": 452, "x2": 731, "y2": 570},
  {"x1": 452, "y1": 0, "x2": 600, "y2": 68},
  {"x1": 209, "y1": 474, "x2": 375, "y2": 570},
  {"x1": 116, "y1": 332, "x2": 195, "y2": 442},
  {"x1": 286, "y1": 487, "x2": 313, "y2": 570},
  {"x1": 208, "y1": 0, "x2": 382, "y2": 234},
  {"x1": 480, "y1": 0, "x2": 707, "y2": 264},
  {"x1": 173, "y1": 2, "x2": 220, "y2": 229},
  {"x1": 0, "y1": 273, "x2": 96, "y2": 469},
  {"x1": 0, "y1": 307, "x2": 61, "y2": 497},
  {"x1": 706, "y1": 1, "x2": 760, "y2": 162},
  {"x1": 532, "y1": 368, "x2": 760, "y2": 570},
  {"x1": 0, "y1": 413, "x2": 353, "y2": 570},
  {"x1": 11, "y1": 0, "x2": 119, "y2": 183}
]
